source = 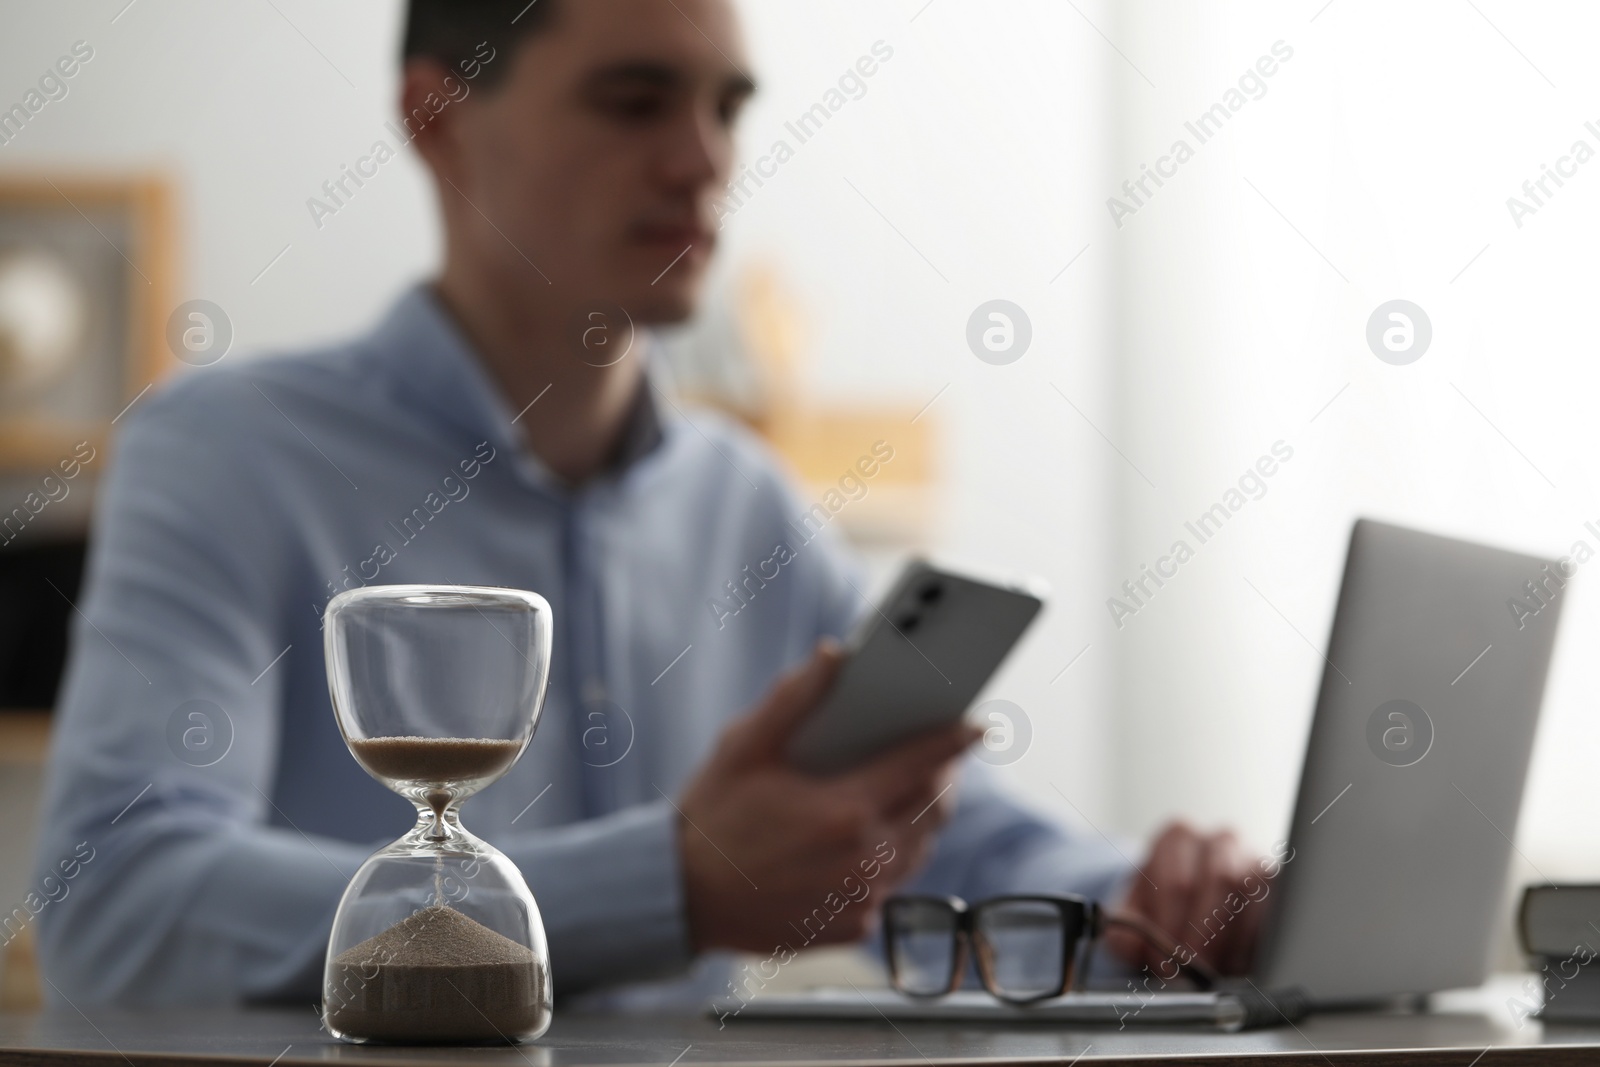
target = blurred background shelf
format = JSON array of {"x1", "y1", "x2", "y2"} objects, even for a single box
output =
[{"x1": 0, "y1": 712, "x2": 50, "y2": 1012}]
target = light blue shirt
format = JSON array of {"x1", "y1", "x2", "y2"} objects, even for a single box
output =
[{"x1": 33, "y1": 286, "x2": 1133, "y2": 1008}]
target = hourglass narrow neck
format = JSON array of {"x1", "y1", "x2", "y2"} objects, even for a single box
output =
[{"x1": 411, "y1": 800, "x2": 463, "y2": 844}]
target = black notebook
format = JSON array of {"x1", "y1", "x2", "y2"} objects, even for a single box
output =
[{"x1": 1519, "y1": 884, "x2": 1600, "y2": 1023}]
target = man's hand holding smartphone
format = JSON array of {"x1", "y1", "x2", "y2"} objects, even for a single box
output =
[
  {"x1": 675, "y1": 640, "x2": 981, "y2": 954},
  {"x1": 671, "y1": 560, "x2": 1265, "y2": 977}
]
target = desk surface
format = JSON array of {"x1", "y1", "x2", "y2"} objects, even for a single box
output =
[{"x1": 0, "y1": 984, "x2": 1594, "y2": 1067}]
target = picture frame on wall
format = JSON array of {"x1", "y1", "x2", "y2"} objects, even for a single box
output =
[{"x1": 0, "y1": 175, "x2": 176, "y2": 471}]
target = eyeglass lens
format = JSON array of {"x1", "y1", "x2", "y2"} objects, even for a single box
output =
[
  {"x1": 973, "y1": 900, "x2": 1070, "y2": 1001},
  {"x1": 887, "y1": 899, "x2": 961, "y2": 996}
]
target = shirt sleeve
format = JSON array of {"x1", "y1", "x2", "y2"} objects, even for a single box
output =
[
  {"x1": 30, "y1": 376, "x2": 696, "y2": 1006},
  {"x1": 31, "y1": 374, "x2": 353, "y2": 1006},
  {"x1": 504, "y1": 800, "x2": 694, "y2": 994}
]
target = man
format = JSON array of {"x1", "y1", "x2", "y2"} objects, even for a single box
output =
[{"x1": 33, "y1": 0, "x2": 1261, "y2": 1007}]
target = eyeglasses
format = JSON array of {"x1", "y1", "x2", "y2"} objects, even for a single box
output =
[{"x1": 884, "y1": 894, "x2": 1218, "y2": 1005}]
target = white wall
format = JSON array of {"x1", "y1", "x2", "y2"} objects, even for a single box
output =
[
  {"x1": 1111, "y1": 0, "x2": 1600, "y2": 883},
  {"x1": 0, "y1": 1, "x2": 1122, "y2": 838}
]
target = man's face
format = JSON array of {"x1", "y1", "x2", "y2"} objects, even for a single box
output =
[{"x1": 442, "y1": 0, "x2": 753, "y2": 324}]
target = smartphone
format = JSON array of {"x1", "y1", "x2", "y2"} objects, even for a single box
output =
[{"x1": 785, "y1": 559, "x2": 1044, "y2": 775}]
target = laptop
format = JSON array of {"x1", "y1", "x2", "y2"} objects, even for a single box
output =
[{"x1": 1251, "y1": 518, "x2": 1564, "y2": 1004}]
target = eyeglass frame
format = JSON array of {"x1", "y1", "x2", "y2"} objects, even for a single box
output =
[{"x1": 883, "y1": 893, "x2": 1218, "y2": 1005}]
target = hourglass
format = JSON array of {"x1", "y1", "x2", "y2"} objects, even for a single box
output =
[{"x1": 320, "y1": 584, "x2": 553, "y2": 1044}]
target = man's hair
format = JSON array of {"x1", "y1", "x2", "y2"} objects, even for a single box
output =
[{"x1": 401, "y1": 0, "x2": 561, "y2": 88}]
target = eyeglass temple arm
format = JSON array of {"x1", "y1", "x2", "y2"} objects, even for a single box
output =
[{"x1": 1099, "y1": 912, "x2": 1221, "y2": 991}]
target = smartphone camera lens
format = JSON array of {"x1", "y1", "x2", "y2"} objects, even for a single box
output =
[
  {"x1": 894, "y1": 611, "x2": 921, "y2": 633},
  {"x1": 918, "y1": 582, "x2": 944, "y2": 605}
]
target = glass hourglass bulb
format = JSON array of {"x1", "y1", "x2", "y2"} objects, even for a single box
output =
[{"x1": 320, "y1": 585, "x2": 553, "y2": 1045}]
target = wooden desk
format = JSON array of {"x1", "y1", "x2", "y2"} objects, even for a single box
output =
[{"x1": 0, "y1": 984, "x2": 1595, "y2": 1066}]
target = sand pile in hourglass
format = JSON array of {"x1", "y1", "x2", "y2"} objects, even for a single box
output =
[{"x1": 325, "y1": 736, "x2": 541, "y2": 1042}]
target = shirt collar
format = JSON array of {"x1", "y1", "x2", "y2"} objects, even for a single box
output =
[{"x1": 370, "y1": 283, "x2": 671, "y2": 490}]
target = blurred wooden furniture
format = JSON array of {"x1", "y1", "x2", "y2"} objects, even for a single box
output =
[
  {"x1": 0, "y1": 711, "x2": 50, "y2": 763},
  {"x1": 0, "y1": 927, "x2": 39, "y2": 1013},
  {"x1": 0, "y1": 174, "x2": 177, "y2": 470},
  {"x1": 0, "y1": 711, "x2": 49, "y2": 1012},
  {"x1": 0, "y1": 174, "x2": 176, "y2": 1009}
]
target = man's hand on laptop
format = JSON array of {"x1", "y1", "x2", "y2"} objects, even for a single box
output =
[
  {"x1": 676, "y1": 639, "x2": 981, "y2": 955},
  {"x1": 1102, "y1": 821, "x2": 1265, "y2": 976}
]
